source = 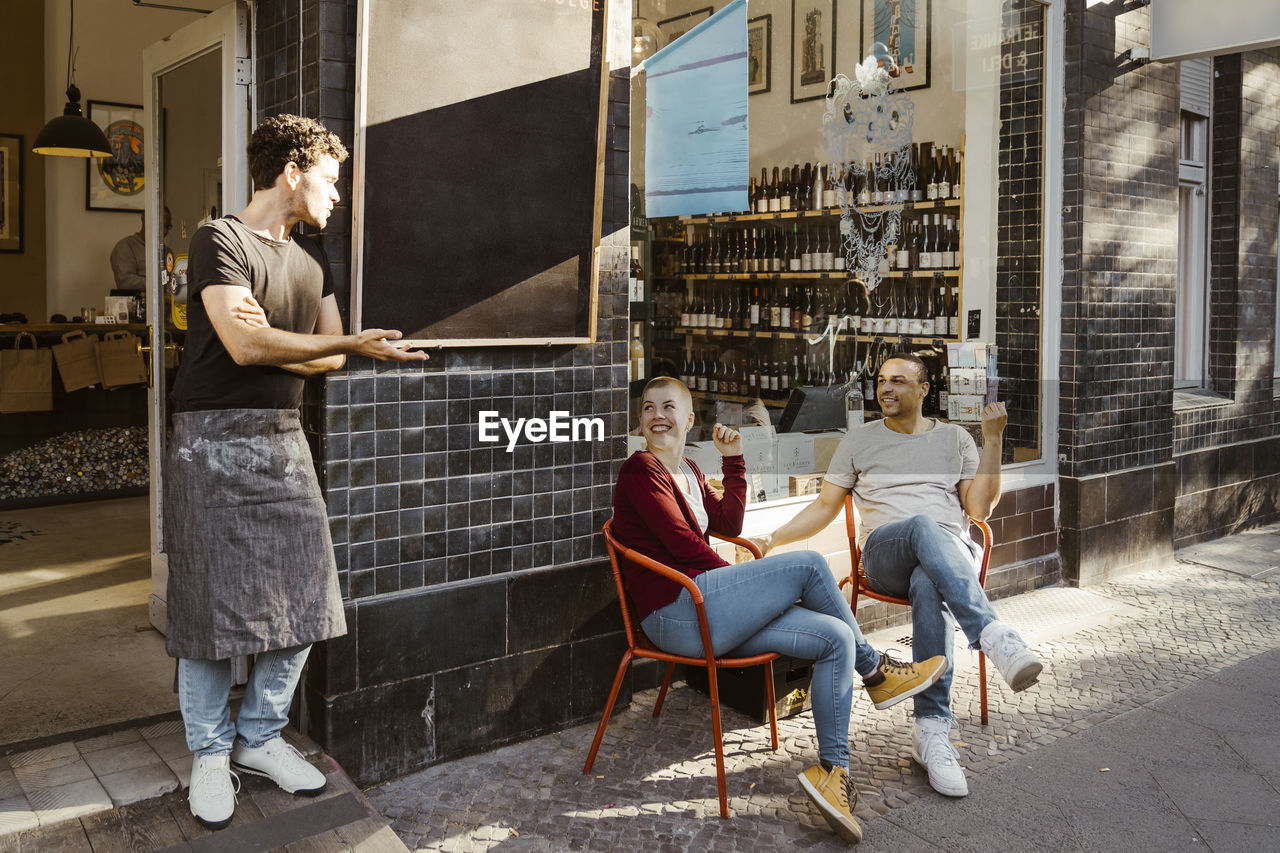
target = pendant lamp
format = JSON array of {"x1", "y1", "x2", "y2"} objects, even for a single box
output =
[{"x1": 33, "y1": 0, "x2": 111, "y2": 158}]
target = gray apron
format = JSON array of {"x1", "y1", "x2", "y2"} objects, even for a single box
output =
[{"x1": 164, "y1": 409, "x2": 346, "y2": 660}]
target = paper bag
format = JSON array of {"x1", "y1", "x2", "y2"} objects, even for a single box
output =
[
  {"x1": 0, "y1": 333, "x2": 54, "y2": 412},
  {"x1": 52, "y1": 330, "x2": 102, "y2": 392},
  {"x1": 97, "y1": 330, "x2": 147, "y2": 389}
]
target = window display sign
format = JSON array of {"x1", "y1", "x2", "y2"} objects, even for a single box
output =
[{"x1": 352, "y1": 0, "x2": 609, "y2": 346}]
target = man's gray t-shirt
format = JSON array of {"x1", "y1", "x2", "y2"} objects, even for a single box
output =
[{"x1": 825, "y1": 419, "x2": 980, "y2": 548}]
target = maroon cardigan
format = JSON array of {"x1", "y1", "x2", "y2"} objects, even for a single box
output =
[{"x1": 611, "y1": 450, "x2": 747, "y2": 620}]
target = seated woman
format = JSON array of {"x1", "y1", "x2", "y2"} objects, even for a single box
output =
[{"x1": 612, "y1": 377, "x2": 948, "y2": 844}]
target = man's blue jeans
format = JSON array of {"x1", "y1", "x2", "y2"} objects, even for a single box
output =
[
  {"x1": 641, "y1": 550, "x2": 880, "y2": 768},
  {"x1": 177, "y1": 644, "x2": 311, "y2": 756},
  {"x1": 861, "y1": 515, "x2": 997, "y2": 721}
]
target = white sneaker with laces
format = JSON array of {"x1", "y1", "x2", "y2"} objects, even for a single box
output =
[
  {"x1": 188, "y1": 754, "x2": 239, "y2": 829},
  {"x1": 231, "y1": 737, "x2": 327, "y2": 795},
  {"x1": 980, "y1": 620, "x2": 1043, "y2": 691},
  {"x1": 912, "y1": 716, "x2": 969, "y2": 797}
]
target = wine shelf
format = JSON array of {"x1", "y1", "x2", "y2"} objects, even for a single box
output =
[
  {"x1": 676, "y1": 198, "x2": 961, "y2": 225},
  {"x1": 673, "y1": 326, "x2": 959, "y2": 343}
]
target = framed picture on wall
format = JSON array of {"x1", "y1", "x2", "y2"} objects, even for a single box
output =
[
  {"x1": 0, "y1": 134, "x2": 23, "y2": 253},
  {"x1": 658, "y1": 7, "x2": 713, "y2": 46},
  {"x1": 860, "y1": 0, "x2": 931, "y2": 92},
  {"x1": 85, "y1": 101, "x2": 145, "y2": 213},
  {"x1": 748, "y1": 14, "x2": 772, "y2": 95},
  {"x1": 791, "y1": 0, "x2": 836, "y2": 103}
]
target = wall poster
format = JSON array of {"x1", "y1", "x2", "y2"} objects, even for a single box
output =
[
  {"x1": 791, "y1": 0, "x2": 837, "y2": 103},
  {"x1": 86, "y1": 101, "x2": 146, "y2": 213},
  {"x1": 861, "y1": 0, "x2": 931, "y2": 92},
  {"x1": 0, "y1": 134, "x2": 22, "y2": 253}
]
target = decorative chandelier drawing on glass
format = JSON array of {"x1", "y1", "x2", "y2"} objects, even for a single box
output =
[{"x1": 822, "y1": 54, "x2": 916, "y2": 296}]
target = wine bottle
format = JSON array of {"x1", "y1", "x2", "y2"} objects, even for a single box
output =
[
  {"x1": 950, "y1": 147, "x2": 962, "y2": 200},
  {"x1": 937, "y1": 146, "x2": 952, "y2": 199},
  {"x1": 921, "y1": 280, "x2": 937, "y2": 337},
  {"x1": 870, "y1": 154, "x2": 883, "y2": 205},
  {"x1": 926, "y1": 145, "x2": 939, "y2": 201},
  {"x1": 769, "y1": 166, "x2": 782, "y2": 212},
  {"x1": 779, "y1": 166, "x2": 792, "y2": 211},
  {"x1": 757, "y1": 167, "x2": 770, "y2": 214},
  {"x1": 948, "y1": 283, "x2": 960, "y2": 337},
  {"x1": 906, "y1": 276, "x2": 923, "y2": 337}
]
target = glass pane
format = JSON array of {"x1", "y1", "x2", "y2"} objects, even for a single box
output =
[{"x1": 632, "y1": 0, "x2": 1046, "y2": 504}]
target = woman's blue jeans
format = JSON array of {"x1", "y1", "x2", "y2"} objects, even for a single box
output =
[
  {"x1": 177, "y1": 644, "x2": 311, "y2": 756},
  {"x1": 640, "y1": 550, "x2": 879, "y2": 768},
  {"x1": 861, "y1": 515, "x2": 997, "y2": 721}
]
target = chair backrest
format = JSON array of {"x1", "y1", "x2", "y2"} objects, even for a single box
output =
[{"x1": 601, "y1": 519, "x2": 646, "y2": 651}]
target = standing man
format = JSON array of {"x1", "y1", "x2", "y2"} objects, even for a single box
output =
[
  {"x1": 754, "y1": 352, "x2": 1043, "y2": 799},
  {"x1": 110, "y1": 206, "x2": 172, "y2": 292},
  {"x1": 166, "y1": 114, "x2": 427, "y2": 829}
]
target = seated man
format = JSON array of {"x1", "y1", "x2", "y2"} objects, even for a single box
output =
[
  {"x1": 755, "y1": 353, "x2": 1043, "y2": 798},
  {"x1": 613, "y1": 376, "x2": 947, "y2": 844}
]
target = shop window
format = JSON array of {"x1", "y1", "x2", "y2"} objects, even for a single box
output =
[
  {"x1": 1175, "y1": 59, "x2": 1211, "y2": 389},
  {"x1": 629, "y1": 0, "x2": 1047, "y2": 505}
]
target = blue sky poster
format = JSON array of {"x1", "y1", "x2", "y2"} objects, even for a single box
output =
[{"x1": 644, "y1": 0, "x2": 748, "y2": 219}]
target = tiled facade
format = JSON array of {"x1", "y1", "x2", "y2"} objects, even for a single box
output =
[
  {"x1": 1057, "y1": 1, "x2": 1279, "y2": 577},
  {"x1": 237, "y1": 0, "x2": 1280, "y2": 783},
  {"x1": 254, "y1": 0, "x2": 634, "y2": 785},
  {"x1": 995, "y1": 0, "x2": 1046, "y2": 458},
  {"x1": 1172, "y1": 49, "x2": 1280, "y2": 547}
]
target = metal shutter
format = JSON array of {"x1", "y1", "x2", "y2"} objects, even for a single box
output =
[{"x1": 1180, "y1": 58, "x2": 1212, "y2": 117}]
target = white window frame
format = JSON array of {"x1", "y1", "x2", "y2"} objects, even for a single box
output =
[{"x1": 1175, "y1": 106, "x2": 1210, "y2": 390}]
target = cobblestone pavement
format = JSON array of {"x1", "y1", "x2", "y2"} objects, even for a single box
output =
[{"x1": 367, "y1": 540, "x2": 1280, "y2": 852}]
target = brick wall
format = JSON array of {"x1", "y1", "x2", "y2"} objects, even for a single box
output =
[{"x1": 255, "y1": 0, "x2": 634, "y2": 785}]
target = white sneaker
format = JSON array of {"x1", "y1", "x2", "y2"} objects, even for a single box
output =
[
  {"x1": 231, "y1": 737, "x2": 326, "y2": 795},
  {"x1": 911, "y1": 716, "x2": 969, "y2": 797},
  {"x1": 188, "y1": 754, "x2": 239, "y2": 829},
  {"x1": 980, "y1": 620, "x2": 1043, "y2": 692}
]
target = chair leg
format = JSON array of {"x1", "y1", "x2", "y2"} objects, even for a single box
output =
[
  {"x1": 705, "y1": 665, "x2": 730, "y2": 818},
  {"x1": 762, "y1": 659, "x2": 779, "y2": 751},
  {"x1": 583, "y1": 650, "x2": 634, "y2": 774},
  {"x1": 979, "y1": 651, "x2": 989, "y2": 726},
  {"x1": 653, "y1": 661, "x2": 677, "y2": 718}
]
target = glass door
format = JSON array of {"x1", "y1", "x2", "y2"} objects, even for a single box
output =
[{"x1": 143, "y1": 1, "x2": 250, "y2": 632}]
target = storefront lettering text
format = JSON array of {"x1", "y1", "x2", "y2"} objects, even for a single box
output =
[{"x1": 478, "y1": 410, "x2": 606, "y2": 452}]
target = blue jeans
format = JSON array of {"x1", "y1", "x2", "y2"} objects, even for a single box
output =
[
  {"x1": 177, "y1": 644, "x2": 311, "y2": 756},
  {"x1": 861, "y1": 515, "x2": 998, "y2": 721},
  {"x1": 641, "y1": 550, "x2": 880, "y2": 768}
]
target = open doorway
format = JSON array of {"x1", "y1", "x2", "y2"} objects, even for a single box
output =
[{"x1": 0, "y1": 1, "x2": 249, "y2": 752}]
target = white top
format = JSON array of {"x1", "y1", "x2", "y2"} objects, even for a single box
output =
[
  {"x1": 677, "y1": 458, "x2": 709, "y2": 535},
  {"x1": 825, "y1": 419, "x2": 980, "y2": 548}
]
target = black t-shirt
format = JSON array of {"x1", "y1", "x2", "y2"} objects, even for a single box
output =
[{"x1": 171, "y1": 216, "x2": 335, "y2": 412}]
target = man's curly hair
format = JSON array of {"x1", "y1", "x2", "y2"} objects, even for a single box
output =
[{"x1": 248, "y1": 114, "x2": 349, "y2": 191}]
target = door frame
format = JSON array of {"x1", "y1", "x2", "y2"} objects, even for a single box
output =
[{"x1": 144, "y1": 1, "x2": 253, "y2": 632}]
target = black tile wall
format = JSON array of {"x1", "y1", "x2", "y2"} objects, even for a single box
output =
[
  {"x1": 1058, "y1": 0, "x2": 1179, "y2": 481},
  {"x1": 258, "y1": 1, "x2": 638, "y2": 783},
  {"x1": 996, "y1": 0, "x2": 1046, "y2": 458},
  {"x1": 1173, "y1": 50, "x2": 1280, "y2": 455}
]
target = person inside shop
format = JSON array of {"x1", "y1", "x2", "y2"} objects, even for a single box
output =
[
  {"x1": 612, "y1": 375, "x2": 949, "y2": 844},
  {"x1": 110, "y1": 206, "x2": 173, "y2": 292},
  {"x1": 752, "y1": 353, "x2": 1044, "y2": 800},
  {"x1": 165, "y1": 114, "x2": 428, "y2": 830}
]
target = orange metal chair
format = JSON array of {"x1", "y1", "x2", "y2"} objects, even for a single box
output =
[
  {"x1": 584, "y1": 519, "x2": 780, "y2": 818},
  {"x1": 838, "y1": 495, "x2": 995, "y2": 725}
]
